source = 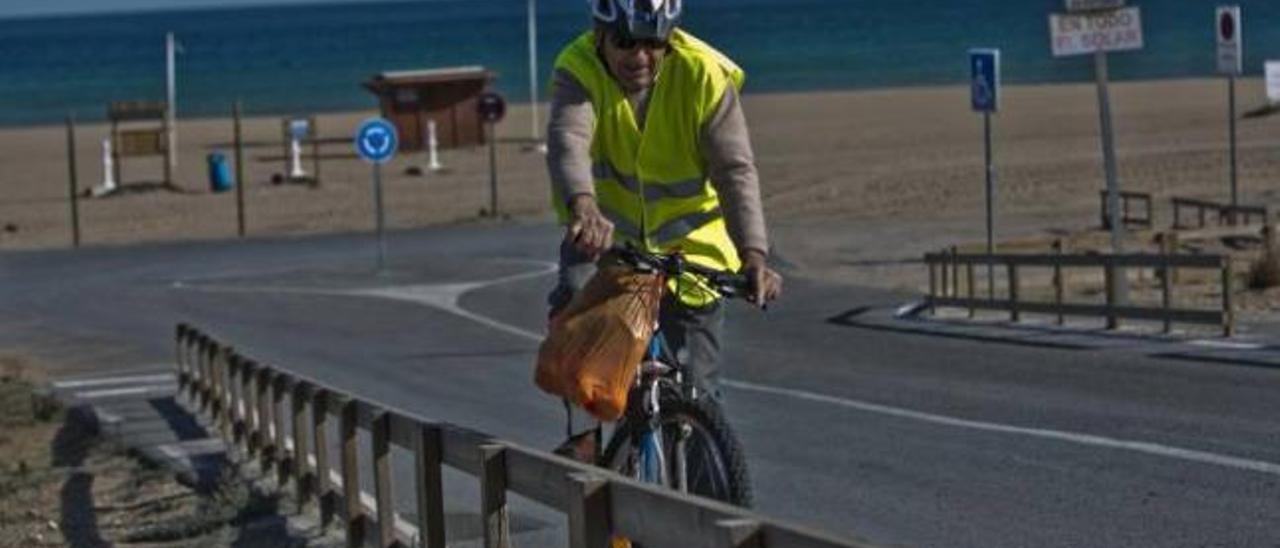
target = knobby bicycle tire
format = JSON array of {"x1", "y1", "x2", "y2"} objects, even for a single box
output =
[{"x1": 601, "y1": 391, "x2": 753, "y2": 508}]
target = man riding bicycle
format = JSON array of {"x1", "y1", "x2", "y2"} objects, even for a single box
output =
[{"x1": 547, "y1": 0, "x2": 782, "y2": 462}]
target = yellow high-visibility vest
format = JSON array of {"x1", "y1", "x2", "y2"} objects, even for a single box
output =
[{"x1": 552, "y1": 29, "x2": 746, "y2": 306}]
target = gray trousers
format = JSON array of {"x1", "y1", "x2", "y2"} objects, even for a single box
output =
[{"x1": 549, "y1": 241, "x2": 725, "y2": 434}]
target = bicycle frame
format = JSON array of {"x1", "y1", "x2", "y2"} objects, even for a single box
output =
[{"x1": 634, "y1": 331, "x2": 694, "y2": 493}]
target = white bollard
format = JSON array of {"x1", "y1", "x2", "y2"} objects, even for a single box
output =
[
  {"x1": 93, "y1": 138, "x2": 118, "y2": 197},
  {"x1": 288, "y1": 137, "x2": 306, "y2": 179},
  {"x1": 427, "y1": 119, "x2": 443, "y2": 172}
]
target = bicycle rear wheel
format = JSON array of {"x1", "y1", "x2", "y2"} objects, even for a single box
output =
[{"x1": 602, "y1": 392, "x2": 753, "y2": 508}]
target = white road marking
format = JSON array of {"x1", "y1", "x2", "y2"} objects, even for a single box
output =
[
  {"x1": 726, "y1": 379, "x2": 1280, "y2": 478},
  {"x1": 76, "y1": 384, "x2": 177, "y2": 399},
  {"x1": 1188, "y1": 339, "x2": 1264, "y2": 350},
  {"x1": 54, "y1": 373, "x2": 174, "y2": 389},
  {"x1": 177, "y1": 261, "x2": 1280, "y2": 478},
  {"x1": 174, "y1": 262, "x2": 556, "y2": 343}
]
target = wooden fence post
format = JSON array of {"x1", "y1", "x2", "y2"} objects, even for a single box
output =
[
  {"x1": 201, "y1": 342, "x2": 217, "y2": 415},
  {"x1": 313, "y1": 390, "x2": 335, "y2": 528},
  {"x1": 292, "y1": 382, "x2": 313, "y2": 508},
  {"x1": 340, "y1": 399, "x2": 365, "y2": 548},
  {"x1": 950, "y1": 245, "x2": 960, "y2": 297},
  {"x1": 1160, "y1": 234, "x2": 1173, "y2": 334},
  {"x1": 966, "y1": 262, "x2": 976, "y2": 318},
  {"x1": 1104, "y1": 260, "x2": 1118, "y2": 330},
  {"x1": 567, "y1": 473, "x2": 610, "y2": 548},
  {"x1": 415, "y1": 425, "x2": 446, "y2": 548},
  {"x1": 228, "y1": 355, "x2": 246, "y2": 450},
  {"x1": 1222, "y1": 258, "x2": 1235, "y2": 338},
  {"x1": 216, "y1": 346, "x2": 233, "y2": 441},
  {"x1": 1053, "y1": 239, "x2": 1065, "y2": 326},
  {"x1": 372, "y1": 412, "x2": 396, "y2": 548},
  {"x1": 1007, "y1": 263, "x2": 1020, "y2": 322},
  {"x1": 187, "y1": 336, "x2": 203, "y2": 405},
  {"x1": 927, "y1": 256, "x2": 937, "y2": 315},
  {"x1": 940, "y1": 249, "x2": 950, "y2": 300},
  {"x1": 243, "y1": 361, "x2": 260, "y2": 458},
  {"x1": 479, "y1": 444, "x2": 511, "y2": 548},
  {"x1": 257, "y1": 369, "x2": 276, "y2": 475},
  {"x1": 273, "y1": 376, "x2": 291, "y2": 486}
]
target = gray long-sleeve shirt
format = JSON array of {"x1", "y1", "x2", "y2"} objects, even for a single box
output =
[{"x1": 546, "y1": 67, "x2": 770, "y2": 257}]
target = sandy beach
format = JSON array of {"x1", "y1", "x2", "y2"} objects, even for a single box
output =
[{"x1": 3, "y1": 77, "x2": 1279, "y2": 294}]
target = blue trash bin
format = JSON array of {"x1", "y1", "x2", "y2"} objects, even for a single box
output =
[{"x1": 207, "y1": 152, "x2": 234, "y2": 193}]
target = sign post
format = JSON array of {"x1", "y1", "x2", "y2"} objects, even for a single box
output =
[
  {"x1": 165, "y1": 32, "x2": 178, "y2": 186},
  {"x1": 355, "y1": 118, "x2": 399, "y2": 271},
  {"x1": 478, "y1": 92, "x2": 508, "y2": 217},
  {"x1": 1217, "y1": 5, "x2": 1243, "y2": 219},
  {"x1": 527, "y1": 0, "x2": 543, "y2": 149},
  {"x1": 970, "y1": 48, "x2": 1000, "y2": 300},
  {"x1": 1050, "y1": 1, "x2": 1142, "y2": 304}
]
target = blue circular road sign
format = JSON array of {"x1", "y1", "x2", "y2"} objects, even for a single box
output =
[{"x1": 355, "y1": 118, "x2": 399, "y2": 164}]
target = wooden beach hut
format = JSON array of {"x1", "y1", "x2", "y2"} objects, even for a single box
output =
[{"x1": 363, "y1": 66, "x2": 497, "y2": 151}]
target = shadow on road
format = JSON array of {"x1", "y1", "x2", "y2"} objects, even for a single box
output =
[{"x1": 52, "y1": 408, "x2": 106, "y2": 548}]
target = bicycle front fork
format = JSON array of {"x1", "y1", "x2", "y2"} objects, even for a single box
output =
[{"x1": 638, "y1": 419, "x2": 694, "y2": 492}]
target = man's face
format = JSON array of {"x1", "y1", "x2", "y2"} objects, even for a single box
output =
[{"x1": 598, "y1": 30, "x2": 668, "y2": 93}]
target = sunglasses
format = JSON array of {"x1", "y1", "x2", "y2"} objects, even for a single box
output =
[{"x1": 608, "y1": 33, "x2": 669, "y2": 52}]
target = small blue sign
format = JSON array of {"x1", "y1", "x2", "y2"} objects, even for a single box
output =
[
  {"x1": 288, "y1": 119, "x2": 311, "y2": 141},
  {"x1": 969, "y1": 48, "x2": 1001, "y2": 113},
  {"x1": 355, "y1": 118, "x2": 398, "y2": 164}
]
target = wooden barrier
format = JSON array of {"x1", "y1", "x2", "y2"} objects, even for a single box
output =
[
  {"x1": 1171, "y1": 197, "x2": 1269, "y2": 229},
  {"x1": 923, "y1": 251, "x2": 1234, "y2": 337},
  {"x1": 1098, "y1": 190, "x2": 1154, "y2": 229},
  {"x1": 174, "y1": 325, "x2": 875, "y2": 548}
]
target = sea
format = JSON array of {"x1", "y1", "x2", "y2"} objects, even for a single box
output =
[{"x1": 2, "y1": 0, "x2": 1279, "y2": 126}]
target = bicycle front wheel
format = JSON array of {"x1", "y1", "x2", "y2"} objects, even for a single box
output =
[{"x1": 602, "y1": 393, "x2": 753, "y2": 508}]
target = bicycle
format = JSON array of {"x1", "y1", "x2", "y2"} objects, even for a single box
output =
[{"x1": 596, "y1": 245, "x2": 754, "y2": 508}]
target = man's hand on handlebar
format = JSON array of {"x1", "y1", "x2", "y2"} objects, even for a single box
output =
[
  {"x1": 741, "y1": 249, "x2": 782, "y2": 309},
  {"x1": 567, "y1": 194, "x2": 614, "y2": 258}
]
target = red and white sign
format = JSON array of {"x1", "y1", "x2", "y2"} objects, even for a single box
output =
[{"x1": 1050, "y1": 7, "x2": 1144, "y2": 57}]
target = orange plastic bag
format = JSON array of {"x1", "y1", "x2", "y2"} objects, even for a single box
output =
[{"x1": 535, "y1": 264, "x2": 663, "y2": 421}]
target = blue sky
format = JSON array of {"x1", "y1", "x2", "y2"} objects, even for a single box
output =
[{"x1": 0, "y1": 0, "x2": 390, "y2": 18}]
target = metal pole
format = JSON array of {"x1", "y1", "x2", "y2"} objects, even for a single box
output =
[
  {"x1": 1095, "y1": 50, "x2": 1127, "y2": 302},
  {"x1": 66, "y1": 113, "x2": 81, "y2": 248},
  {"x1": 234, "y1": 101, "x2": 246, "y2": 237},
  {"x1": 527, "y1": 0, "x2": 540, "y2": 144},
  {"x1": 984, "y1": 110, "x2": 995, "y2": 300},
  {"x1": 312, "y1": 117, "x2": 322, "y2": 185},
  {"x1": 1228, "y1": 74, "x2": 1239, "y2": 219},
  {"x1": 488, "y1": 121, "x2": 499, "y2": 216},
  {"x1": 166, "y1": 32, "x2": 178, "y2": 183},
  {"x1": 374, "y1": 164, "x2": 386, "y2": 271}
]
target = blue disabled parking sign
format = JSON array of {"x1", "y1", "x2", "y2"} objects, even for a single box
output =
[
  {"x1": 969, "y1": 48, "x2": 1000, "y2": 113},
  {"x1": 355, "y1": 118, "x2": 398, "y2": 164}
]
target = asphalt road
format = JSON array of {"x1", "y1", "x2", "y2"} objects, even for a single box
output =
[{"x1": 3, "y1": 222, "x2": 1278, "y2": 547}]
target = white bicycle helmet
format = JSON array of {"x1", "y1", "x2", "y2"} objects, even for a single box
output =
[{"x1": 590, "y1": 0, "x2": 683, "y2": 42}]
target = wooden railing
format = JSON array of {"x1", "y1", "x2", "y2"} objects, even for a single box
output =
[
  {"x1": 174, "y1": 324, "x2": 876, "y2": 548},
  {"x1": 1098, "y1": 190, "x2": 1153, "y2": 229},
  {"x1": 924, "y1": 251, "x2": 1234, "y2": 337},
  {"x1": 1171, "y1": 197, "x2": 1269, "y2": 229}
]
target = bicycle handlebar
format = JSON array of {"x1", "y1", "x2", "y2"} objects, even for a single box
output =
[{"x1": 609, "y1": 244, "x2": 752, "y2": 300}]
